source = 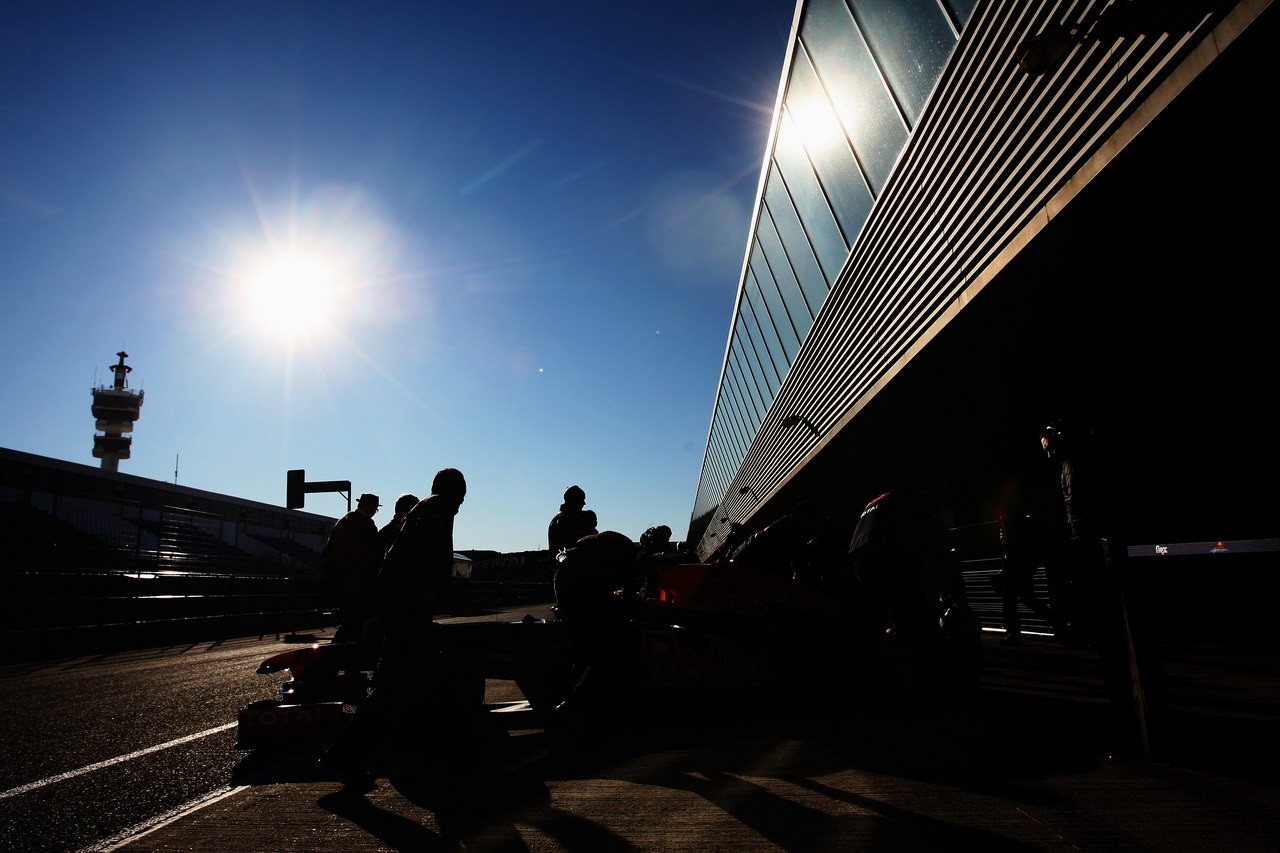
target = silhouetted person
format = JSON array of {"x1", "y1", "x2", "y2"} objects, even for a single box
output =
[
  {"x1": 730, "y1": 502, "x2": 829, "y2": 584},
  {"x1": 846, "y1": 482, "x2": 978, "y2": 697},
  {"x1": 1041, "y1": 420, "x2": 1166, "y2": 757},
  {"x1": 321, "y1": 492, "x2": 380, "y2": 643},
  {"x1": 638, "y1": 525, "x2": 673, "y2": 597},
  {"x1": 355, "y1": 492, "x2": 419, "y2": 646},
  {"x1": 548, "y1": 485, "x2": 597, "y2": 557},
  {"x1": 639, "y1": 525, "x2": 672, "y2": 556},
  {"x1": 1040, "y1": 420, "x2": 1109, "y2": 640},
  {"x1": 712, "y1": 521, "x2": 745, "y2": 563},
  {"x1": 552, "y1": 531, "x2": 638, "y2": 737},
  {"x1": 319, "y1": 469, "x2": 469, "y2": 790},
  {"x1": 553, "y1": 530, "x2": 638, "y2": 620},
  {"x1": 847, "y1": 485, "x2": 958, "y2": 644},
  {"x1": 381, "y1": 470, "x2": 466, "y2": 622},
  {"x1": 996, "y1": 504, "x2": 1055, "y2": 645},
  {"x1": 376, "y1": 492, "x2": 419, "y2": 558}
]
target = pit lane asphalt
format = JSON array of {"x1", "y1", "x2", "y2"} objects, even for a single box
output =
[
  {"x1": 105, "y1": 630, "x2": 1280, "y2": 852},
  {"x1": 0, "y1": 635, "x2": 278, "y2": 853},
  {"x1": 0, "y1": 604, "x2": 555, "y2": 853}
]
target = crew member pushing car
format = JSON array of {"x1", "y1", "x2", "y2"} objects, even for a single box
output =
[{"x1": 318, "y1": 468, "x2": 469, "y2": 791}]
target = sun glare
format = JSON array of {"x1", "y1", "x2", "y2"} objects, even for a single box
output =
[
  {"x1": 208, "y1": 184, "x2": 402, "y2": 365},
  {"x1": 242, "y1": 250, "x2": 347, "y2": 340},
  {"x1": 783, "y1": 99, "x2": 844, "y2": 155}
]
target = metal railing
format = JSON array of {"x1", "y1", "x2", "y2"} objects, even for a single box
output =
[{"x1": 1, "y1": 562, "x2": 554, "y2": 659}]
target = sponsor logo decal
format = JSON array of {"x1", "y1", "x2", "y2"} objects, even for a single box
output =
[
  {"x1": 238, "y1": 703, "x2": 344, "y2": 735},
  {"x1": 641, "y1": 630, "x2": 776, "y2": 689}
]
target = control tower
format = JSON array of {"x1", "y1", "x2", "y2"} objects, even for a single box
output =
[{"x1": 91, "y1": 351, "x2": 144, "y2": 473}]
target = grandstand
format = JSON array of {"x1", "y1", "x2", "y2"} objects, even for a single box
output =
[{"x1": 1, "y1": 447, "x2": 337, "y2": 651}]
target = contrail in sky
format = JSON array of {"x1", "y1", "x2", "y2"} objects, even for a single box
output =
[{"x1": 461, "y1": 140, "x2": 542, "y2": 195}]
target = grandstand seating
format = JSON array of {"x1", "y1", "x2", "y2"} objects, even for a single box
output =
[{"x1": 245, "y1": 532, "x2": 323, "y2": 571}]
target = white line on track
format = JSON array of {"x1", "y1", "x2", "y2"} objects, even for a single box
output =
[
  {"x1": 0, "y1": 721, "x2": 238, "y2": 801},
  {"x1": 82, "y1": 784, "x2": 248, "y2": 853}
]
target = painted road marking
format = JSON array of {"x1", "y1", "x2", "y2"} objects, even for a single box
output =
[
  {"x1": 0, "y1": 722, "x2": 238, "y2": 801},
  {"x1": 87, "y1": 785, "x2": 248, "y2": 853}
]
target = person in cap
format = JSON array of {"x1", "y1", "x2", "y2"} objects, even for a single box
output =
[
  {"x1": 320, "y1": 492, "x2": 381, "y2": 642},
  {"x1": 547, "y1": 484, "x2": 598, "y2": 557}
]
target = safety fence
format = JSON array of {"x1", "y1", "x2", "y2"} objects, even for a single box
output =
[
  {"x1": 1, "y1": 567, "x2": 553, "y2": 661},
  {"x1": 958, "y1": 536, "x2": 1280, "y2": 644},
  {"x1": 960, "y1": 558, "x2": 1054, "y2": 635},
  {"x1": 5, "y1": 495, "x2": 1274, "y2": 660},
  {"x1": 2, "y1": 567, "x2": 317, "y2": 660}
]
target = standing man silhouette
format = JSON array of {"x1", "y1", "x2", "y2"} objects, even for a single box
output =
[
  {"x1": 1041, "y1": 421, "x2": 1165, "y2": 757},
  {"x1": 321, "y1": 492, "x2": 380, "y2": 642},
  {"x1": 548, "y1": 485, "x2": 597, "y2": 557},
  {"x1": 319, "y1": 469, "x2": 468, "y2": 790}
]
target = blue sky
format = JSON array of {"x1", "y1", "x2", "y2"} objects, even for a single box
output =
[{"x1": 0, "y1": 1, "x2": 796, "y2": 551}]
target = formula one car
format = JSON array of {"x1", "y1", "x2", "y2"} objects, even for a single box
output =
[{"x1": 236, "y1": 527, "x2": 982, "y2": 760}]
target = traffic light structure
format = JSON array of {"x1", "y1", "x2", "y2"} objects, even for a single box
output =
[{"x1": 286, "y1": 469, "x2": 353, "y2": 512}]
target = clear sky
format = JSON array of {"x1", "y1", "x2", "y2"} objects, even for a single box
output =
[{"x1": 0, "y1": 1, "x2": 796, "y2": 552}]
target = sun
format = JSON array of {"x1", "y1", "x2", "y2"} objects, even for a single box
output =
[
  {"x1": 241, "y1": 249, "x2": 349, "y2": 340},
  {"x1": 211, "y1": 184, "x2": 400, "y2": 355}
]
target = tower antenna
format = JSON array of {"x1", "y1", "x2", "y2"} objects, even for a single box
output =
[{"x1": 90, "y1": 351, "x2": 145, "y2": 473}]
